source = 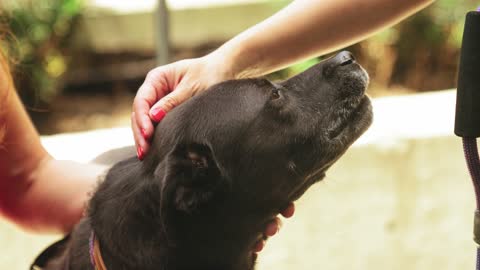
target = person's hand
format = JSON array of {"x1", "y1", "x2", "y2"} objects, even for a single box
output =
[
  {"x1": 132, "y1": 54, "x2": 233, "y2": 160},
  {"x1": 254, "y1": 202, "x2": 295, "y2": 253}
]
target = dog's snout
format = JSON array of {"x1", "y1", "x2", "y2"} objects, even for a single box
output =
[
  {"x1": 334, "y1": 51, "x2": 355, "y2": 67},
  {"x1": 321, "y1": 51, "x2": 358, "y2": 78}
]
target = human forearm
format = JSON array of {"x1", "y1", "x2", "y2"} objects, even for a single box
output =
[
  {"x1": 0, "y1": 74, "x2": 47, "y2": 181},
  {"x1": 132, "y1": 0, "x2": 433, "y2": 159},
  {"x1": 0, "y1": 68, "x2": 108, "y2": 233},
  {"x1": 2, "y1": 158, "x2": 108, "y2": 233},
  {"x1": 216, "y1": 0, "x2": 434, "y2": 78}
]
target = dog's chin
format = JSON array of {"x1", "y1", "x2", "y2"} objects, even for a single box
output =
[
  {"x1": 328, "y1": 96, "x2": 372, "y2": 142},
  {"x1": 354, "y1": 64, "x2": 370, "y2": 90},
  {"x1": 324, "y1": 64, "x2": 372, "y2": 141}
]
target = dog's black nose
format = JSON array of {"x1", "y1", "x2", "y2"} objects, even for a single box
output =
[{"x1": 333, "y1": 51, "x2": 355, "y2": 66}]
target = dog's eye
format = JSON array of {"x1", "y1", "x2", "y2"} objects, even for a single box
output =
[{"x1": 271, "y1": 89, "x2": 281, "y2": 100}]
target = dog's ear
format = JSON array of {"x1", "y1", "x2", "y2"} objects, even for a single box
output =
[{"x1": 160, "y1": 143, "x2": 227, "y2": 214}]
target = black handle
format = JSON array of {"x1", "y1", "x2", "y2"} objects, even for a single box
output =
[{"x1": 455, "y1": 11, "x2": 480, "y2": 137}]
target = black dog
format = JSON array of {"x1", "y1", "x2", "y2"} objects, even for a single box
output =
[{"x1": 35, "y1": 51, "x2": 373, "y2": 270}]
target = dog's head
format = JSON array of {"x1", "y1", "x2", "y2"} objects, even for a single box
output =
[{"x1": 146, "y1": 51, "x2": 372, "y2": 219}]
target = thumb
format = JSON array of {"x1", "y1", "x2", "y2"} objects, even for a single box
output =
[{"x1": 149, "y1": 85, "x2": 191, "y2": 122}]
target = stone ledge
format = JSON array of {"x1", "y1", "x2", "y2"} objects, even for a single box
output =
[
  {"x1": 40, "y1": 89, "x2": 458, "y2": 162},
  {"x1": 74, "y1": 0, "x2": 291, "y2": 52}
]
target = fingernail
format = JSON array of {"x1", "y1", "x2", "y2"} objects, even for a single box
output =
[
  {"x1": 141, "y1": 128, "x2": 147, "y2": 139},
  {"x1": 151, "y1": 107, "x2": 167, "y2": 122},
  {"x1": 137, "y1": 147, "x2": 144, "y2": 160},
  {"x1": 253, "y1": 240, "x2": 265, "y2": 253},
  {"x1": 266, "y1": 223, "x2": 277, "y2": 237},
  {"x1": 282, "y1": 203, "x2": 295, "y2": 218}
]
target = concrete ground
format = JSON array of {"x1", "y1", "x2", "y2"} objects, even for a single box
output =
[{"x1": 0, "y1": 90, "x2": 476, "y2": 269}]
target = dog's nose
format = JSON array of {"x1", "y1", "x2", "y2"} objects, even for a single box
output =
[{"x1": 332, "y1": 51, "x2": 356, "y2": 67}]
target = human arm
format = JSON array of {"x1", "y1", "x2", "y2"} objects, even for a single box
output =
[
  {"x1": 132, "y1": 0, "x2": 434, "y2": 156},
  {"x1": 0, "y1": 58, "x2": 107, "y2": 233}
]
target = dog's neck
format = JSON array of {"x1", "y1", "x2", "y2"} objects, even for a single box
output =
[{"x1": 88, "y1": 158, "x2": 268, "y2": 270}]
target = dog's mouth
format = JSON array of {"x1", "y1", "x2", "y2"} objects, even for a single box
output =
[{"x1": 326, "y1": 96, "x2": 373, "y2": 140}]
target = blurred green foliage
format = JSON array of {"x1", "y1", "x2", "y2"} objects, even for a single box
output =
[{"x1": 0, "y1": 0, "x2": 82, "y2": 105}]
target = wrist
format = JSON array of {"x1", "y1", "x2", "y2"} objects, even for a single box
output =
[
  {"x1": 208, "y1": 41, "x2": 262, "y2": 81},
  {"x1": 204, "y1": 49, "x2": 236, "y2": 82}
]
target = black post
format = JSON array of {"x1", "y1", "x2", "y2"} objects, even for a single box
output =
[{"x1": 455, "y1": 11, "x2": 480, "y2": 137}]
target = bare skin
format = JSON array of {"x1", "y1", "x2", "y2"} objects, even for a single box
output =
[
  {"x1": 0, "y1": 57, "x2": 108, "y2": 233},
  {"x1": 132, "y1": 0, "x2": 434, "y2": 157}
]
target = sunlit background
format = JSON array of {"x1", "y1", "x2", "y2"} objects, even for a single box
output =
[{"x1": 0, "y1": 0, "x2": 478, "y2": 269}]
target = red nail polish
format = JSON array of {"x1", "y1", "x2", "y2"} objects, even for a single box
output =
[
  {"x1": 253, "y1": 241, "x2": 265, "y2": 253},
  {"x1": 151, "y1": 108, "x2": 167, "y2": 122},
  {"x1": 265, "y1": 223, "x2": 277, "y2": 237},
  {"x1": 137, "y1": 147, "x2": 144, "y2": 160},
  {"x1": 282, "y1": 203, "x2": 295, "y2": 218}
]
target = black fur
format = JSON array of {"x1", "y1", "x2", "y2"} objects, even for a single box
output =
[{"x1": 40, "y1": 51, "x2": 373, "y2": 270}]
